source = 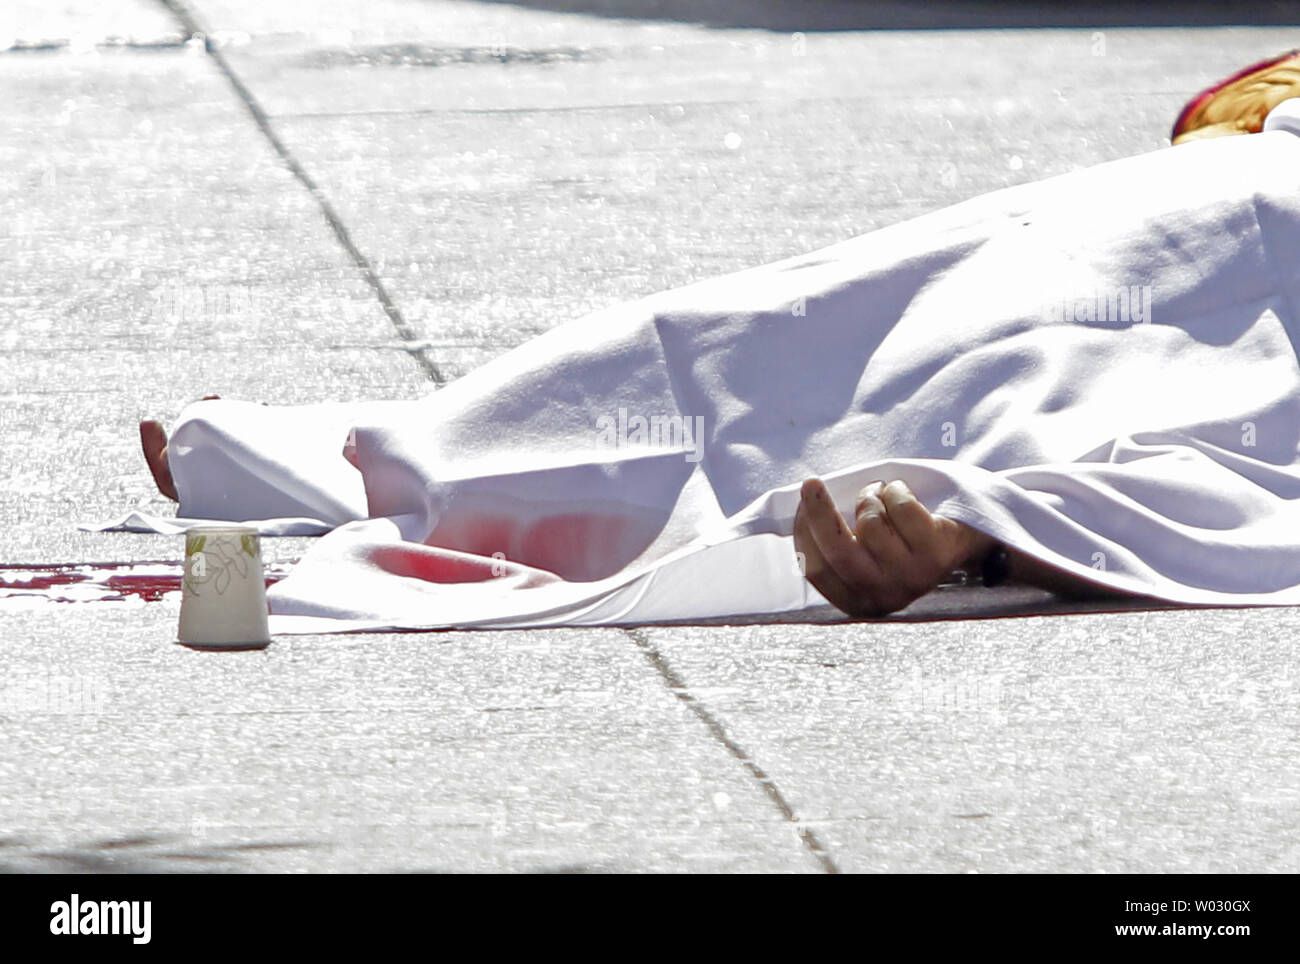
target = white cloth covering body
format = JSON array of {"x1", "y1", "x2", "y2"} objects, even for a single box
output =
[{"x1": 94, "y1": 119, "x2": 1300, "y2": 631}]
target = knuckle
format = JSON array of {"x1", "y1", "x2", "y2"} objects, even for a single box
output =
[
  {"x1": 854, "y1": 507, "x2": 888, "y2": 536},
  {"x1": 855, "y1": 483, "x2": 884, "y2": 511},
  {"x1": 882, "y1": 479, "x2": 915, "y2": 502},
  {"x1": 855, "y1": 484, "x2": 884, "y2": 511}
]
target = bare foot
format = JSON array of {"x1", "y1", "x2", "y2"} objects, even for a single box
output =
[
  {"x1": 138, "y1": 396, "x2": 227, "y2": 502},
  {"x1": 139, "y1": 420, "x2": 178, "y2": 501}
]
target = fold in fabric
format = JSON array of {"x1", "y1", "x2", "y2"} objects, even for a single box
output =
[{"x1": 99, "y1": 121, "x2": 1300, "y2": 630}]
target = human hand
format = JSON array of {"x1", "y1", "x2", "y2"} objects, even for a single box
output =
[{"x1": 793, "y1": 477, "x2": 993, "y2": 617}]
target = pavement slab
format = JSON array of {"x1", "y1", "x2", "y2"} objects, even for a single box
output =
[
  {"x1": 0, "y1": 604, "x2": 815, "y2": 872},
  {"x1": 640, "y1": 607, "x2": 1300, "y2": 872}
]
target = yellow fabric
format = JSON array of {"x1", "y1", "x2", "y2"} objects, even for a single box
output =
[{"x1": 1173, "y1": 55, "x2": 1300, "y2": 144}]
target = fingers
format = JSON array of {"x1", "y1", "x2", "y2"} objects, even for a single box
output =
[
  {"x1": 855, "y1": 480, "x2": 941, "y2": 609},
  {"x1": 870, "y1": 480, "x2": 950, "y2": 568},
  {"x1": 873, "y1": 479, "x2": 985, "y2": 572},
  {"x1": 857, "y1": 480, "x2": 952, "y2": 597},
  {"x1": 796, "y1": 479, "x2": 892, "y2": 616},
  {"x1": 795, "y1": 477, "x2": 959, "y2": 618},
  {"x1": 802, "y1": 479, "x2": 884, "y2": 588},
  {"x1": 853, "y1": 481, "x2": 912, "y2": 568},
  {"x1": 793, "y1": 492, "x2": 860, "y2": 611}
]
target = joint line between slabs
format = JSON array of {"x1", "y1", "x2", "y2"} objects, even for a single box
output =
[
  {"x1": 623, "y1": 628, "x2": 839, "y2": 874},
  {"x1": 156, "y1": 0, "x2": 446, "y2": 387}
]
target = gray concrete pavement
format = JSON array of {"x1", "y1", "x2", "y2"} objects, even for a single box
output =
[{"x1": 2, "y1": 0, "x2": 1299, "y2": 872}]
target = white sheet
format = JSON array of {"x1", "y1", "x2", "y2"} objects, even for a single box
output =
[{"x1": 90, "y1": 118, "x2": 1300, "y2": 631}]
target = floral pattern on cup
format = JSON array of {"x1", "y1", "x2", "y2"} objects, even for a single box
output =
[{"x1": 184, "y1": 532, "x2": 260, "y2": 597}]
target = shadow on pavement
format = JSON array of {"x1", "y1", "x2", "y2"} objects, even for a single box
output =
[
  {"x1": 0, "y1": 834, "x2": 325, "y2": 873},
  {"x1": 638, "y1": 585, "x2": 1189, "y2": 628},
  {"x1": 467, "y1": 0, "x2": 1300, "y2": 30}
]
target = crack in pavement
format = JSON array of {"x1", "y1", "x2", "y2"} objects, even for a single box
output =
[
  {"x1": 154, "y1": 0, "x2": 446, "y2": 387},
  {"x1": 623, "y1": 627, "x2": 840, "y2": 873}
]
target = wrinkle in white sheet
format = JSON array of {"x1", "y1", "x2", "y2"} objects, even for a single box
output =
[{"x1": 87, "y1": 109, "x2": 1300, "y2": 630}]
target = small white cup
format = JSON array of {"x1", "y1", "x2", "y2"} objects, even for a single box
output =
[{"x1": 178, "y1": 525, "x2": 271, "y2": 649}]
